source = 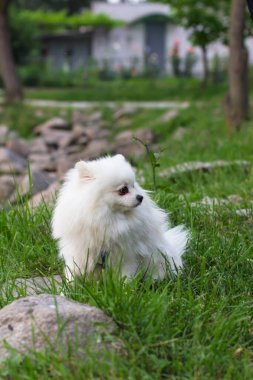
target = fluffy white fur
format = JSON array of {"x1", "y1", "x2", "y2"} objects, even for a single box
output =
[{"x1": 52, "y1": 154, "x2": 189, "y2": 281}]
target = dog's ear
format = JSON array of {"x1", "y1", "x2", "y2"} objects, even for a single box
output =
[
  {"x1": 75, "y1": 161, "x2": 93, "y2": 180},
  {"x1": 115, "y1": 154, "x2": 125, "y2": 161}
]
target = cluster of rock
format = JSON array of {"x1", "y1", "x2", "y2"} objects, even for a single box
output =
[{"x1": 0, "y1": 108, "x2": 155, "y2": 207}]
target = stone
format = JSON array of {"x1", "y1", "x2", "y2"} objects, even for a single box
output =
[
  {"x1": 72, "y1": 124, "x2": 88, "y2": 138},
  {"x1": 0, "y1": 148, "x2": 27, "y2": 174},
  {"x1": 72, "y1": 110, "x2": 87, "y2": 125},
  {"x1": 227, "y1": 194, "x2": 243, "y2": 203},
  {"x1": 113, "y1": 106, "x2": 136, "y2": 120},
  {"x1": 29, "y1": 181, "x2": 60, "y2": 207},
  {"x1": 29, "y1": 138, "x2": 48, "y2": 155},
  {"x1": 160, "y1": 109, "x2": 178, "y2": 123},
  {"x1": 56, "y1": 155, "x2": 75, "y2": 178},
  {"x1": 88, "y1": 111, "x2": 102, "y2": 123},
  {"x1": 0, "y1": 175, "x2": 16, "y2": 202},
  {"x1": 171, "y1": 127, "x2": 187, "y2": 141},
  {"x1": 159, "y1": 160, "x2": 251, "y2": 178},
  {"x1": 64, "y1": 144, "x2": 84, "y2": 155},
  {"x1": 29, "y1": 153, "x2": 57, "y2": 172},
  {"x1": 235, "y1": 209, "x2": 251, "y2": 216},
  {"x1": 190, "y1": 196, "x2": 249, "y2": 218},
  {"x1": 113, "y1": 128, "x2": 154, "y2": 158},
  {"x1": 191, "y1": 196, "x2": 228, "y2": 208},
  {"x1": 115, "y1": 130, "x2": 133, "y2": 145},
  {"x1": 72, "y1": 139, "x2": 110, "y2": 161},
  {"x1": 0, "y1": 294, "x2": 117, "y2": 359},
  {"x1": 57, "y1": 133, "x2": 77, "y2": 149},
  {"x1": 131, "y1": 128, "x2": 155, "y2": 143},
  {"x1": 6, "y1": 138, "x2": 30, "y2": 158},
  {"x1": 115, "y1": 142, "x2": 146, "y2": 158},
  {"x1": 96, "y1": 129, "x2": 110, "y2": 140},
  {"x1": 43, "y1": 130, "x2": 73, "y2": 148},
  {"x1": 10, "y1": 169, "x2": 55, "y2": 202},
  {"x1": 115, "y1": 128, "x2": 154, "y2": 146},
  {"x1": 35, "y1": 118, "x2": 69, "y2": 135},
  {"x1": 84, "y1": 126, "x2": 104, "y2": 141}
]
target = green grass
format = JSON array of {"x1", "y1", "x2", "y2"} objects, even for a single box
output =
[
  {"x1": 1, "y1": 98, "x2": 253, "y2": 378},
  {"x1": 24, "y1": 78, "x2": 228, "y2": 102},
  {"x1": 0, "y1": 103, "x2": 74, "y2": 138}
]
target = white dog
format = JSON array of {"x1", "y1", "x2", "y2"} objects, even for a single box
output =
[{"x1": 52, "y1": 154, "x2": 188, "y2": 281}]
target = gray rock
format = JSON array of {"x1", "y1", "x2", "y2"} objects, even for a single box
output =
[
  {"x1": 190, "y1": 195, "x2": 251, "y2": 218},
  {"x1": 75, "y1": 139, "x2": 109, "y2": 160},
  {"x1": 29, "y1": 138, "x2": 48, "y2": 155},
  {"x1": 10, "y1": 169, "x2": 55, "y2": 202},
  {"x1": 72, "y1": 124, "x2": 88, "y2": 138},
  {"x1": 115, "y1": 128, "x2": 154, "y2": 145},
  {"x1": 191, "y1": 195, "x2": 244, "y2": 208},
  {"x1": 160, "y1": 109, "x2": 178, "y2": 123},
  {"x1": 55, "y1": 153, "x2": 74, "y2": 178},
  {"x1": 0, "y1": 148, "x2": 26, "y2": 174},
  {"x1": 84, "y1": 125, "x2": 108, "y2": 141},
  {"x1": 29, "y1": 154, "x2": 57, "y2": 172},
  {"x1": 235, "y1": 208, "x2": 252, "y2": 216},
  {"x1": 96, "y1": 129, "x2": 110, "y2": 140},
  {"x1": 113, "y1": 106, "x2": 136, "y2": 120},
  {"x1": 171, "y1": 127, "x2": 187, "y2": 141},
  {"x1": 6, "y1": 138, "x2": 30, "y2": 158},
  {"x1": 43, "y1": 130, "x2": 73, "y2": 148},
  {"x1": 114, "y1": 128, "x2": 155, "y2": 158},
  {"x1": 115, "y1": 142, "x2": 146, "y2": 158},
  {"x1": 29, "y1": 181, "x2": 60, "y2": 207},
  {"x1": 227, "y1": 194, "x2": 243, "y2": 203},
  {"x1": 88, "y1": 111, "x2": 102, "y2": 123},
  {"x1": 0, "y1": 175, "x2": 16, "y2": 202},
  {"x1": 57, "y1": 133, "x2": 77, "y2": 149},
  {"x1": 72, "y1": 110, "x2": 87, "y2": 125},
  {"x1": 159, "y1": 160, "x2": 251, "y2": 178},
  {"x1": 191, "y1": 196, "x2": 228, "y2": 208},
  {"x1": 0, "y1": 294, "x2": 117, "y2": 359},
  {"x1": 35, "y1": 118, "x2": 69, "y2": 135},
  {"x1": 64, "y1": 144, "x2": 84, "y2": 156}
]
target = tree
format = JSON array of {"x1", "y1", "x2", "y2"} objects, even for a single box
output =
[
  {"x1": 168, "y1": 0, "x2": 228, "y2": 85},
  {"x1": 15, "y1": 0, "x2": 91, "y2": 13},
  {"x1": 0, "y1": 0, "x2": 23, "y2": 102},
  {"x1": 18, "y1": 9, "x2": 123, "y2": 31},
  {"x1": 224, "y1": 0, "x2": 248, "y2": 130},
  {"x1": 9, "y1": 6, "x2": 39, "y2": 65}
]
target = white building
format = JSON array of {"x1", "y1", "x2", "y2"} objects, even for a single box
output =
[
  {"x1": 43, "y1": 1, "x2": 253, "y2": 76},
  {"x1": 91, "y1": 2, "x2": 230, "y2": 77}
]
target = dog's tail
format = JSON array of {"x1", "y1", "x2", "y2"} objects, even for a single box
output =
[{"x1": 164, "y1": 225, "x2": 189, "y2": 269}]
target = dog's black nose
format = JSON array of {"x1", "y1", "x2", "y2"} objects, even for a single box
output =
[{"x1": 136, "y1": 194, "x2": 143, "y2": 203}]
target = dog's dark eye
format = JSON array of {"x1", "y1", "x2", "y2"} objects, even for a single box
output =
[{"x1": 118, "y1": 186, "x2": 129, "y2": 196}]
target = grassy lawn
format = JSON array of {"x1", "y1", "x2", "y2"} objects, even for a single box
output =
[
  {"x1": 24, "y1": 78, "x2": 227, "y2": 102},
  {"x1": 1, "y1": 98, "x2": 253, "y2": 378}
]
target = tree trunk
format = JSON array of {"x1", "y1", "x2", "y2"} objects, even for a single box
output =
[
  {"x1": 201, "y1": 45, "x2": 209, "y2": 87},
  {"x1": 0, "y1": 0, "x2": 23, "y2": 103},
  {"x1": 224, "y1": 0, "x2": 248, "y2": 130}
]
